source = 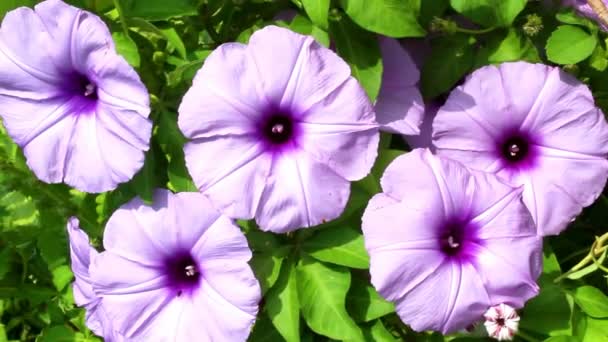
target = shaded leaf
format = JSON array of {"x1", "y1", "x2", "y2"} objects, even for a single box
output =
[{"x1": 297, "y1": 256, "x2": 362, "y2": 340}]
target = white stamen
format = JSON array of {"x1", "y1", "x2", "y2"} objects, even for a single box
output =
[
  {"x1": 484, "y1": 303, "x2": 520, "y2": 341},
  {"x1": 447, "y1": 235, "x2": 460, "y2": 249},
  {"x1": 84, "y1": 83, "x2": 96, "y2": 97},
  {"x1": 184, "y1": 265, "x2": 197, "y2": 277},
  {"x1": 508, "y1": 144, "x2": 520, "y2": 157},
  {"x1": 271, "y1": 123, "x2": 285, "y2": 135}
]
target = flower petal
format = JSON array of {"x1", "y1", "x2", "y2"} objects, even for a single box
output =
[
  {"x1": 103, "y1": 192, "x2": 174, "y2": 265},
  {"x1": 375, "y1": 37, "x2": 424, "y2": 135},
  {"x1": 184, "y1": 135, "x2": 271, "y2": 220},
  {"x1": 34, "y1": 0, "x2": 114, "y2": 74},
  {"x1": 0, "y1": 6, "x2": 64, "y2": 85},
  {"x1": 523, "y1": 153, "x2": 608, "y2": 235},
  {"x1": 256, "y1": 152, "x2": 350, "y2": 232},
  {"x1": 394, "y1": 261, "x2": 490, "y2": 334},
  {"x1": 521, "y1": 68, "x2": 608, "y2": 156},
  {"x1": 247, "y1": 26, "x2": 345, "y2": 110},
  {"x1": 90, "y1": 251, "x2": 171, "y2": 338},
  {"x1": 58, "y1": 110, "x2": 147, "y2": 193},
  {"x1": 178, "y1": 43, "x2": 262, "y2": 139},
  {"x1": 297, "y1": 79, "x2": 379, "y2": 181}
]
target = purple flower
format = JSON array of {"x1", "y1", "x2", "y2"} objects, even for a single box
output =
[
  {"x1": 178, "y1": 26, "x2": 379, "y2": 232},
  {"x1": 67, "y1": 218, "x2": 123, "y2": 341},
  {"x1": 70, "y1": 190, "x2": 260, "y2": 340},
  {"x1": 563, "y1": 0, "x2": 608, "y2": 31},
  {"x1": 375, "y1": 37, "x2": 424, "y2": 135},
  {"x1": 432, "y1": 62, "x2": 608, "y2": 236},
  {"x1": 361, "y1": 149, "x2": 541, "y2": 334},
  {"x1": 0, "y1": 0, "x2": 151, "y2": 193}
]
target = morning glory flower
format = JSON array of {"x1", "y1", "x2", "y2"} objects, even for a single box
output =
[
  {"x1": 375, "y1": 37, "x2": 424, "y2": 135},
  {"x1": 67, "y1": 218, "x2": 123, "y2": 341},
  {"x1": 563, "y1": 0, "x2": 608, "y2": 30},
  {"x1": 89, "y1": 190, "x2": 260, "y2": 341},
  {"x1": 432, "y1": 62, "x2": 608, "y2": 236},
  {"x1": 484, "y1": 303, "x2": 520, "y2": 341},
  {"x1": 361, "y1": 149, "x2": 541, "y2": 334},
  {"x1": 0, "y1": 0, "x2": 151, "y2": 193},
  {"x1": 178, "y1": 26, "x2": 379, "y2": 232}
]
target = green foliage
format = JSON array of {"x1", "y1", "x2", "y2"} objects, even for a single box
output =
[
  {"x1": 450, "y1": 0, "x2": 527, "y2": 27},
  {"x1": 546, "y1": 25, "x2": 598, "y2": 64}
]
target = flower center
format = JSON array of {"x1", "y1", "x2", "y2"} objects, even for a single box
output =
[
  {"x1": 440, "y1": 231, "x2": 464, "y2": 256},
  {"x1": 263, "y1": 114, "x2": 293, "y2": 145},
  {"x1": 164, "y1": 252, "x2": 201, "y2": 296},
  {"x1": 83, "y1": 83, "x2": 97, "y2": 98},
  {"x1": 496, "y1": 318, "x2": 505, "y2": 326},
  {"x1": 501, "y1": 136, "x2": 529, "y2": 162}
]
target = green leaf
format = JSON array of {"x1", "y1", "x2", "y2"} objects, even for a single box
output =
[
  {"x1": 120, "y1": 0, "x2": 199, "y2": 21},
  {"x1": 573, "y1": 286, "x2": 608, "y2": 318},
  {"x1": 0, "y1": 0, "x2": 35, "y2": 20},
  {"x1": 39, "y1": 325, "x2": 75, "y2": 342},
  {"x1": 421, "y1": 34, "x2": 474, "y2": 99},
  {"x1": 38, "y1": 227, "x2": 69, "y2": 270},
  {"x1": 302, "y1": 225, "x2": 369, "y2": 269},
  {"x1": 475, "y1": 28, "x2": 540, "y2": 68},
  {"x1": 301, "y1": 0, "x2": 330, "y2": 30},
  {"x1": 130, "y1": 150, "x2": 158, "y2": 204},
  {"x1": 249, "y1": 314, "x2": 285, "y2": 342},
  {"x1": 0, "y1": 249, "x2": 11, "y2": 279},
  {"x1": 360, "y1": 320, "x2": 396, "y2": 342},
  {"x1": 330, "y1": 15, "x2": 383, "y2": 101},
  {"x1": 580, "y1": 316, "x2": 608, "y2": 341},
  {"x1": 250, "y1": 252, "x2": 283, "y2": 295},
  {"x1": 556, "y1": 10, "x2": 598, "y2": 30},
  {"x1": 543, "y1": 336, "x2": 579, "y2": 342},
  {"x1": 520, "y1": 281, "x2": 573, "y2": 336},
  {"x1": 246, "y1": 230, "x2": 283, "y2": 252},
  {"x1": 289, "y1": 15, "x2": 330, "y2": 47},
  {"x1": 160, "y1": 28, "x2": 187, "y2": 59},
  {"x1": 449, "y1": 0, "x2": 527, "y2": 27},
  {"x1": 266, "y1": 259, "x2": 300, "y2": 342},
  {"x1": 546, "y1": 25, "x2": 598, "y2": 65},
  {"x1": 112, "y1": 32, "x2": 141, "y2": 68},
  {"x1": 347, "y1": 281, "x2": 395, "y2": 322},
  {"x1": 296, "y1": 256, "x2": 363, "y2": 340},
  {"x1": 340, "y1": 0, "x2": 425, "y2": 38},
  {"x1": 51, "y1": 265, "x2": 73, "y2": 292}
]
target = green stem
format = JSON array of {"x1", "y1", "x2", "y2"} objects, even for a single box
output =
[
  {"x1": 113, "y1": 0, "x2": 130, "y2": 37},
  {"x1": 555, "y1": 232, "x2": 608, "y2": 282},
  {"x1": 455, "y1": 26, "x2": 497, "y2": 35}
]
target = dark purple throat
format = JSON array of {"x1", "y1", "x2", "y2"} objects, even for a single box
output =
[{"x1": 164, "y1": 251, "x2": 201, "y2": 296}]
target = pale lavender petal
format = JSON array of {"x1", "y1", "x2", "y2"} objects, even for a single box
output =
[
  {"x1": 256, "y1": 152, "x2": 350, "y2": 232},
  {"x1": 184, "y1": 136, "x2": 272, "y2": 220},
  {"x1": 178, "y1": 43, "x2": 264, "y2": 139},
  {"x1": 375, "y1": 37, "x2": 424, "y2": 135},
  {"x1": 404, "y1": 102, "x2": 438, "y2": 150},
  {"x1": 523, "y1": 152, "x2": 608, "y2": 235},
  {"x1": 102, "y1": 193, "x2": 172, "y2": 265},
  {"x1": 66, "y1": 217, "x2": 104, "y2": 336},
  {"x1": 298, "y1": 78, "x2": 379, "y2": 181}
]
